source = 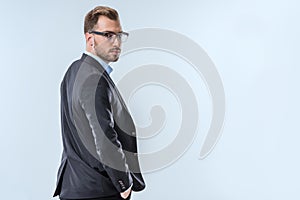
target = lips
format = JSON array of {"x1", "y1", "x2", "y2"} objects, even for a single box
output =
[{"x1": 110, "y1": 48, "x2": 121, "y2": 54}]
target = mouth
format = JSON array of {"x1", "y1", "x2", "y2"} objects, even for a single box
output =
[{"x1": 109, "y1": 48, "x2": 121, "y2": 55}]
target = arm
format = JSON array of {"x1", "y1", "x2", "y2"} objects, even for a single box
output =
[{"x1": 79, "y1": 74, "x2": 133, "y2": 193}]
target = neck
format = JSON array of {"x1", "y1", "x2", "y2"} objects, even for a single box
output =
[{"x1": 85, "y1": 48, "x2": 109, "y2": 64}]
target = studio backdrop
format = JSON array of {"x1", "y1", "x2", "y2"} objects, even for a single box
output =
[{"x1": 0, "y1": 0, "x2": 299, "y2": 199}]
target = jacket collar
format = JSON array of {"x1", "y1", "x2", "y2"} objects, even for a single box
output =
[{"x1": 81, "y1": 53, "x2": 107, "y2": 75}]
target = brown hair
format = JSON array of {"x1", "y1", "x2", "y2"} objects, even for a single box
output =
[{"x1": 84, "y1": 6, "x2": 119, "y2": 33}]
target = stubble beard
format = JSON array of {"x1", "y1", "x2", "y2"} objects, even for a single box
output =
[
  {"x1": 93, "y1": 38, "x2": 121, "y2": 63},
  {"x1": 95, "y1": 46, "x2": 120, "y2": 63}
]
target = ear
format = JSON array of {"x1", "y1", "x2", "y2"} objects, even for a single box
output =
[{"x1": 85, "y1": 32, "x2": 94, "y2": 46}]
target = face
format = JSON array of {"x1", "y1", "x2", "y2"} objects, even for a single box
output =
[{"x1": 86, "y1": 16, "x2": 123, "y2": 63}]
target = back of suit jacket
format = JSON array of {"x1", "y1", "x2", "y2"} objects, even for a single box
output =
[{"x1": 53, "y1": 54, "x2": 145, "y2": 199}]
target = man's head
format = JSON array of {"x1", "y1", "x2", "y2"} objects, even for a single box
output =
[{"x1": 84, "y1": 6, "x2": 127, "y2": 63}]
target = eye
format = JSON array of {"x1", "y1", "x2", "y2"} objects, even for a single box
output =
[{"x1": 104, "y1": 32, "x2": 115, "y2": 39}]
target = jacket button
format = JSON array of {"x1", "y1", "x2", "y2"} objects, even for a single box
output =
[{"x1": 132, "y1": 131, "x2": 136, "y2": 136}]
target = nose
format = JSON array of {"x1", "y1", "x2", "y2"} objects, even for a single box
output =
[{"x1": 112, "y1": 35, "x2": 121, "y2": 47}]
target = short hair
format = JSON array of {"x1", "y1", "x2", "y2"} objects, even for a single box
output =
[{"x1": 84, "y1": 6, "x2": 119, "y2": 33}]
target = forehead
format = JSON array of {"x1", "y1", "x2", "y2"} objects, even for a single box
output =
[{"x1": 95, "y1": 16, "x2": 122, "y2": 32}]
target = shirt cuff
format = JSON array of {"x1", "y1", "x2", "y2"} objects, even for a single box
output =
[{"x1": 123, "y1": 183, "x2": 133, "y2": 193}]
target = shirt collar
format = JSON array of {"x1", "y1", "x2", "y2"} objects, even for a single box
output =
[{"x1": 84, "y1": 51, "x2": 113, "y2": 75}]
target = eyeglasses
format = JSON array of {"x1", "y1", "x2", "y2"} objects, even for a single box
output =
[{"x1": 89, "y1": 30, "x2": 129, "y2": 42}]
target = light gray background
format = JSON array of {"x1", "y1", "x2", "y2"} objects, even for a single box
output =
[{"x1": 0, "y1": 0, "x2": 299, "y2": 199}]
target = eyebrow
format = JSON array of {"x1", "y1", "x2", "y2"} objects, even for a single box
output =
[{"x1": 100, "y1": 30, "x2": 124, "y2": 34}]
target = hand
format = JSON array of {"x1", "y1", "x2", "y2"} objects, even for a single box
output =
[{"x1": 120, "y1": 186, "x2": 132, "y2": 199}]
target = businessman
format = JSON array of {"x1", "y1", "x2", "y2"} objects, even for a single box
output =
[{"x1": 53, "y1": 6, "x2": 145, "y2": 200}]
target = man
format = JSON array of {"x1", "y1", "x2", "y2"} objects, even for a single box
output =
[{"x1": 53, "y1": 6, "x2": 146, "y2": 200}]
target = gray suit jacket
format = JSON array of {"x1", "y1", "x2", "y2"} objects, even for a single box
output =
[{"x1": 53, "y1": 54, "x2": 145, "y2": 199}]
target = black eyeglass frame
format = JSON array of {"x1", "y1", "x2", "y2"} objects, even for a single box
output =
[{"x1": 88, "y1": 30, "x2": 129, "y2": 42}]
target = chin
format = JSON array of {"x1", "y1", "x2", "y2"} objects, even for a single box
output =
[{"x1": 112, "y1": 57, "x2": 119, "y2": 62}]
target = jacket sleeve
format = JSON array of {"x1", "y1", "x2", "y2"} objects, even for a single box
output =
[{"x1": 78, "y1": 73, "x2": 133, "y2": 193}]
